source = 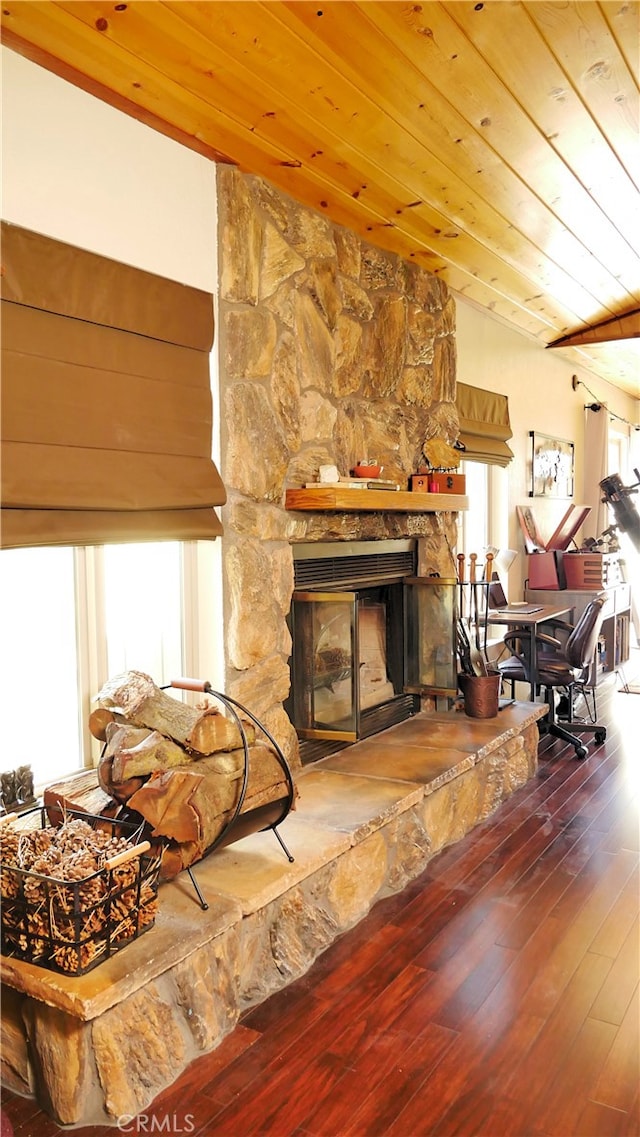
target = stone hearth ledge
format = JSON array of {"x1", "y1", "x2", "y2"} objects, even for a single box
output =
[{"x1": 1, "y1": 703, "x2": 547, "y2": 1126}]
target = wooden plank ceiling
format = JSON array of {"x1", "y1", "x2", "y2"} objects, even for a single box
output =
[{"x1": 3, "y1": 0, "x2": 639, "y2": 400}]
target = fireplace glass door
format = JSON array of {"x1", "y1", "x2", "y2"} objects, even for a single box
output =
[
  {"x1": 290, "y1": 585, "x2": 404, "y2": 742},
  {"x1": 403, "y1": 576, "x2": 458, "y2": 697}
]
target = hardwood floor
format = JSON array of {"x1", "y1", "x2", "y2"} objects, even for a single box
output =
[{"x1": 2, "y1": 661, "x2": 639, "y2": 1137}]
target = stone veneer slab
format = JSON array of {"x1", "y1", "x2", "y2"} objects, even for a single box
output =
[
  {"x1": 319, "y1": 740, "x2": 477, "y2": 790},
  {"x1": 291, "y1": 768, "x2": 425, "y2": 836},
  {"x1": 185, "y1": 814, "x2": 353, "y2": 915},
  {"x1": 380, "y1": 704, "x2": 540, "y2": 757}
]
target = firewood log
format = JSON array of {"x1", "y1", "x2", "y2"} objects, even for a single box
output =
[
  {"x1": 97, "y1": 752, "x2": 145, "y2": 804},
  {"x1": 95, "y1": 670, "x2": 256, "y2": 755},
  {"x1": 125, "y1": 740, "x2": 294, "y2": 874},
  {"x1": 43, "y1": 770, "x2": 119, "y2": 820},
  {"x1": 103, "y1": 722, "x2": 192, "y2": 783},
  {"x1": 88, "y1": 707, "x2": 125, "y2": 742}
]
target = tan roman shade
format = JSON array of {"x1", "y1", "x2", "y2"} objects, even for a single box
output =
[
  {"x1": 1, "y1": 222, "x2": 225, "y2": 548},
  {"x1": 455, "y1": 382, "x2": 514, "y2": 467}
]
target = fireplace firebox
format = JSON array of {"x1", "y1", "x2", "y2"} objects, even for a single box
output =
[{"x1": 287, "y1": 541, "x2": 458, "y2": 763}]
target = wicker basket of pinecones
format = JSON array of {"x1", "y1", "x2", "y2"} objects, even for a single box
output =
[{"x1": 0, "y1": 807, "x2": 162, "y2": 974}]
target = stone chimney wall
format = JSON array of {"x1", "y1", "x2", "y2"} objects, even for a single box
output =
[{"x1": 217, "y1": 166, "x2": 460, "y2": 767}]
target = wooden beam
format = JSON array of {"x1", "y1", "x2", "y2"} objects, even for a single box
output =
[{"x1": 548, "y1": 311, "x2": 640, "y2": 349}]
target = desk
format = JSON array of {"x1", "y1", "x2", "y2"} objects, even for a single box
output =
[
  {"x1": 525, "y1": 584, "x2": 631, "y2": 679},
  {"x1": 488, "y1": 604, "x2": 574, "y2": 700}
]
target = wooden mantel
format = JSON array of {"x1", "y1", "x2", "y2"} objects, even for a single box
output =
[{"x1": 285, "y1": 487, "x2": 469, "y2": 512}]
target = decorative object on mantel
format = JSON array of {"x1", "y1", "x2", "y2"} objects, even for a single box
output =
[
  {"x1": 305, "y1": 477, "x2": 401, "y2": 491},
  {"x1": 318, "y1": 464, "x2": 340, "y2": 483},
  {"x1": 423, "y1": 439, "x2": 461, "y2": 470},
  {"x1": 411, "y1": 472, "x2": 466, "y2": 494},
  {"x1": 413, "y1": 438, "x2": 466, "y2": 494},
  {"x1": 352, "y1": 460, "x2": 382, "y2": 479},
  {"x1": 305, "y1": 462, "x2": 402, "y2": 492}
]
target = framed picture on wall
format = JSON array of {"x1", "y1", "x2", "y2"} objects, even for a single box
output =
[{"x1": 529, "y1": 432, "x2": 574, "y2": 498}]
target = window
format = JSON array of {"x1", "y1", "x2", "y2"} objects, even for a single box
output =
[
  {"x1": 455, "y1": 459, "x2": 510, "y2": 640},
  {"x1": 0, "y1": 541, "x2": 223, "y2": 791},
  {"x1": 456, "y1": 460, "x2": 508, "y2": 560},
  {"x1": 457, "y1": 460, "x2": 489, "y2": 557},
  {"x1": 608, "y1": 427, "x2": 629, "y2": 483},
  {"x1": 453, "y1": 386, "x2": 511, "y2": 572},
  {"x1": 1, "y1": 546, "x2": 80, "y2": 788}
]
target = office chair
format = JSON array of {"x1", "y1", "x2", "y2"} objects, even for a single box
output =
[{"x1": 499, "y1": 594, "x2": 608, "y2": 759}]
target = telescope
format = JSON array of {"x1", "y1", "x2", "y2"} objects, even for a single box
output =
[{"x1": 599, "y1": 469, "x2": 640, "y2": 553}]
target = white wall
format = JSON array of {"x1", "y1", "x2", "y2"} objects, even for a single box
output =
[
  {"x1": 1, "y1": 47, "x2": 217, "y2": 290},
  {"x1": 455, "y1": 297, "x2": 640, "y2": 594}
]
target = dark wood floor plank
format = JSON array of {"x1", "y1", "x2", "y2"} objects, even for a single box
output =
[
  {"x1": 0, "y1": 1093, "x2": 43, "y2": 1133},
  {"x1": 299, "y1": 1030, "x2": 417, "y2": 1137},
  {"x1": 495, "y1": 822, "x2": 611, "y2": 950},
  {"x1": 204, "y1": 1050, "x2": 347, "y2": 1137},
  {"x1": 198, "y1": 992, "x2": 332, "y2": 1108},
  {"x1": 325, "y1": 962, "x2": 434, "y2": 1061},
  {"x1": 8, "y1": 1109, "x2": 71, "y2": 1137},
  {"x1": 388, "y1": 892, "x2": 596, "y2": 1135},
  {"x1": 591, "y1": 984, "x2": 640, "y2": 1112},
  {"x1": 423, "y1": 754, "x2": 623, "y2": 946},
  {"x1": 382, "y1": 977, "x2": 546, "y2": 1135},
  {"x1": 519, "y1": 849, "x2": 638, "y2": 1017},
  {"x1": 481, "y1": 910, "x2": 567, "y2": 1017},
  {"x1": 432, "y1": 941, "x2": 516, "y2": 1030},
  {"x1": 302, "y1": 916, "x2": 422, "y2": 1003},
  {"x1": 337, "y1": 1023, "x2": 458, "y2": 1137},
  {"x1": 432, "y1": 1010, "x2": 545, "y2": 1136},
  {"x1": 405, "y1": 899, "x2": 517, "y2": 1023},
  {"x1": 572, "y1": 1098, "x2": 640, "y2": 1137},
  {"x1": 398, "y1": 887, "x2": 504, "y2": 972},
  {"x1": 547, "y1": 844, "x2": 632, "y2": 928},
  {"x1": 590, "y1": 918, "x2": 640, "y2": 1026},
  {"x1": 533, "y1": 1014, "x2": 619, "y2": 1136},
  {"x1": 137, "y1": 1023, "x2": 261, "y2": 1131},
  {"x1": 290, "y1": 913, "x2": 409, "y2": 998},
  {"x1": 455, "y1": 1091, "x2": 541, "y2": 1137},
  {"x1": 164, "y1": 1023, "x2": 260, "y2": 1091},
  {"x1": 201, "y1": 955, "x2": 432, "y2": 1118},
  {"x1": 590, "y1": 863, "x2": 640, "y2": 958},
  {"x1": 504, "y1": 950, "x2": 614, "y2": 1110}
]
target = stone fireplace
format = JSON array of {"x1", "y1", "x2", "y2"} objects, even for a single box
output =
[{"x1": 217, "y1": 167, "x2": 461, "y2": 769}]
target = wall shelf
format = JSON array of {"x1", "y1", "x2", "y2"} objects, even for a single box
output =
[{"x1": 285, "y1": 487, "x2": 468, "y2": 512}]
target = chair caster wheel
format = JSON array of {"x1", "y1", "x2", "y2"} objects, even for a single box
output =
[
  {"x1": 595, "y1": 730, "x2": 606, "y2": 745},
  {"x1": 576, "y1": 746, "x2": 588, "y2": 760}
]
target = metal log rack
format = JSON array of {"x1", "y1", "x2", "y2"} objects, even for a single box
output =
[{"x1": 141, "y1": 679, "x2": 297, "y2": 910}]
